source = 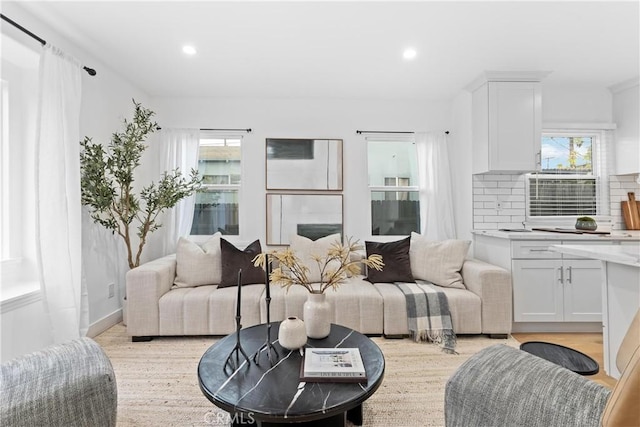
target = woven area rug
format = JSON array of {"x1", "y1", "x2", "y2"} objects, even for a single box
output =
[{"x1": 94, "y1": 324, "x2": 518, "y2": 426}]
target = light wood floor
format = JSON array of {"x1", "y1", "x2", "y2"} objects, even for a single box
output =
[{"x1": 512, "y1": 332, "x2": 617, "y2": 388}]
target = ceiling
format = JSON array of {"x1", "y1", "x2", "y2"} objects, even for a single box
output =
[{"x1": 8, "y1": 1, "x2": 640, "y2": 101}]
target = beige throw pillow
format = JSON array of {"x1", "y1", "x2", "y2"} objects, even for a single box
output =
[
  {"x1": 174, "y1": 233, "x2": 222, "y2": 288},
  {"x1": 409, "y1": 232, "x2": 470, "y2": 289},
  {"x1": 289, "y1": 233, "x2": 342, "y2": 283}
]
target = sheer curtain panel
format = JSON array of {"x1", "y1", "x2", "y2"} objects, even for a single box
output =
[
  {"x1": 416, "y1": 132, "x2": 456, "y2": 240},
  {"x1": 158, "y1": 128, "x2": 200, "y2": 254},
  {"x1": 35, "y1": 44, "x2": 88, "y2": 342}
]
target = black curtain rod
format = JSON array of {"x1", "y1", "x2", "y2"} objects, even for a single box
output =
[
  {"x1": 1, "y1": 14, "x2": 96, "y2": 76},
  {"x1": 357, "y1": 130, "x2": 450, "y2": 135},
  {"x1": 200, "y1": 128, "x2": 252, "y2": 133}
]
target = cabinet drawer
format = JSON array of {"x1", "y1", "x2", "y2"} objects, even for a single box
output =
[{"x1": 512, "y1": 241, "x2": 561, "y2": 259}]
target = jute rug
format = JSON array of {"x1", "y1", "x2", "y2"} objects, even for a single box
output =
[{"x1": 94, "y1": 324, "x2": 519, "y2": 426}]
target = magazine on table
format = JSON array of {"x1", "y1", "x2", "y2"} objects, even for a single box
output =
[{"x1": 300, "y1": 348, "x2": 367, "y2": 383}]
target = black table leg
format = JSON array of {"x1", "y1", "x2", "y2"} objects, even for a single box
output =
[
  {"x1": 347, "y1": 404, "x2": 363, "y2": 426},
  {"x1": 249, "y1": 412, "x2": 347, "y2": 427}
]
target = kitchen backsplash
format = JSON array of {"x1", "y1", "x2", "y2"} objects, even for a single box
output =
[{"x1": 472, "y1": 173, "x2": 640, "y2": 231}]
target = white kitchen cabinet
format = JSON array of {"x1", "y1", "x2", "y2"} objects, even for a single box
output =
[
  {"x1": 512, "y1": 258, "x2": 602, "y2": 322},
  {"x1": 511, "y1": 240, "x2": 602, "y2": 322},
  {"x1": 610, "y1": 78, "x2": 639, "y2": 175},
  {"x1": 471, "y1": 80, "x2": 541, "y2": 174}
]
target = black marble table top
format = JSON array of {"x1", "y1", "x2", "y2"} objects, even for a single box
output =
[
  {"x1": 520, "y1": 341, "x2": 599, "y2": 376},
  {"x1": 198, "y1": 323, "x2": 385, "y2": 424}
]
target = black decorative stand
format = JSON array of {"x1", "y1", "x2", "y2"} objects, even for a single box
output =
[
  {"x1": 254, "y1": 254, "x2": 278, "y2": 366},
  {"x1": 224, "y1": 269, "x2": 250, "y2": 374}
]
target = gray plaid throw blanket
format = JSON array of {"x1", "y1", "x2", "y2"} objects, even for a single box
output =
[{"x1": 394, "y1": 281, "x2": 457, "y2": 354}]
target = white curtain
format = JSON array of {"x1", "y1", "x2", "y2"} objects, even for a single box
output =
[
  {"x1": 158, "y1": 128, "x2": 200, "y2": 254},
  {"x1": 416, "y1": 132, "x2": 456, "y2": 240},
  {"x1": 35, "y1": 44, "x2": 88, "y2": 342}
]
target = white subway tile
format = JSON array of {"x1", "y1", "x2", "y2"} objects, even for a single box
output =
[
  {"x1": 475, "y1": 209, "x2": 498, "y2": 215},
  {"x1": 485, "y1": 188, "x2": 512, "y2": 195},
  {"x1": 474, "y1": 223, "x2": 499, "y2": 230}
]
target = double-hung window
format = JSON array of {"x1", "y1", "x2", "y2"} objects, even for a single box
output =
[
  {"x1": 367, "y1": 138, "x2": 420, "y2": 235},
  {"x1": 190, "y1": 135, "x2": 242, "y2": 235},
  {"x1": 1, "y1": 35, "x2": 40, "y2": 304},
  {"x1": 527, "y1": 131, "x2": 608, "y2": 218}
]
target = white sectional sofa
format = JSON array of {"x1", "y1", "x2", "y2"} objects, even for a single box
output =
[{"x1": 125, "y1": 240, "x2": 512, "y2": 341}]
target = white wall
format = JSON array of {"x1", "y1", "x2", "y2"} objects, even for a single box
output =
[
  {"x1": 450, "y1": 91, "x2": 473, "y2": 243},
  {"x1": 1, "y1": 3, "x2": 150, "y2": 361},
  {"x1": 152, "y1": 97, "x2": 451, "y2": 246}
]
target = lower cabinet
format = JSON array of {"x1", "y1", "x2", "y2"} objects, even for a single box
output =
[
  {"x1": 511, "y1": 259, "x2": 602, "y2": 322},
  {"x1": 512, "y1": 258, "x2": 602, "y2": 322}
]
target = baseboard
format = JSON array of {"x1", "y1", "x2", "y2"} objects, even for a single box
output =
[
  {"x1": 512, "y1": 322, "x2": 602, "y2": 333},
  {"x1": 86, "y1": 308, "x2": 123, "y2": 338}
]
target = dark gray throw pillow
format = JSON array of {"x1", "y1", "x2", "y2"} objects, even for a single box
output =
[
  {"x1": 365, "y1": 236, "x2": 414, "y2": 283},
  {"x1": 219, "y1": 238, "x2": 266, "y2": 287}
]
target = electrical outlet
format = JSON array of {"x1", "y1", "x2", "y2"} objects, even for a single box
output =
[{"x1": 108, "y1": 283, "x2": 115, "y2": 299}]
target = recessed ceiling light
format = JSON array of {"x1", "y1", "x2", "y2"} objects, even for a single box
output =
[
  {"x1": 182, "y1": 45, "x2": 197, "y2": 56},
  {"x1": 403, "y1": 48, "x2": 417, "y2": 60}
]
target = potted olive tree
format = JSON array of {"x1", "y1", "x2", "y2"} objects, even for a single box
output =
[{"x1": 80, "y1": 100, "x2": 202, "y2": 269}]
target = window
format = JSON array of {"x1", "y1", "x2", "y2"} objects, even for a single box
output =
[
  {"x1": 527, "y1": 131, "x2": 608, "y2": 218},
  {"x1": 1, "y1": 34, "x2": 40, "y2": 303},
  {"x1": 367, "y1": 138, "x2": 420, "y2": 235},
  {"x1": 190, "y1": 135, "x2": 242, "y2": 235}
]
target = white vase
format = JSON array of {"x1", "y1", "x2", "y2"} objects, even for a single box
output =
[
  {"x1": 303, "y1": 292, "x2": 332, "y2": 339},
  {"x1": 278, "y1": 316, "x2": 307, "y2": 350}
]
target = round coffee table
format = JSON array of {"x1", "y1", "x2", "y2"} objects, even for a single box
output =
[
  {"x1": 198, "y1": 323, "x2": 385, "y2": 427},
  {"x1": 520, "y1": 341, "x2": 599, "y2": 376}
]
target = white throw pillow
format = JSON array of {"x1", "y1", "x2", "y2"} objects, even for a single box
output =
[
  {"x1": 174, "y1": 233, "x2": 222, "y2": 288},
  {"x1": 409, "y1": 232, "x2": 470, "y2": 289},
  {"x1": 289, "y1": 233, "x2": 342, "y2": 283}
]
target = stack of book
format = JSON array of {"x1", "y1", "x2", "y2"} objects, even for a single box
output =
[{"x1": 300, "y1": 348, "x2": 367, "y2": 383}]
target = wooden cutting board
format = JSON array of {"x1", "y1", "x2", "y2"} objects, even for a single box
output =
[{"x1": 622, "y1": 192, "x2": 640, "y2": 230}]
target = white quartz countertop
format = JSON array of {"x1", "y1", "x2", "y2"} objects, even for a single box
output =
[
  {"x1": 472, "y1": 229, "x2": 640, "y2": 241},
  {"x1": 550, "y1": 244, "x2": 640, "y2": 267}
]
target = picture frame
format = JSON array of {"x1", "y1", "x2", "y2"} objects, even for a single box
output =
[
  {"x1": 266, "y1": 194, "x2": 343, "y2": 245},
  {"x1": 265, "y1": 138, "x2": 343, "y2": 191}
]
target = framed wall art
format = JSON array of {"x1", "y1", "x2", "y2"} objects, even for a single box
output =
[
  {"x1": 266, "y1": 194, "x2": 343, "y2": 245},
  {"x1": 265, "y1": 138, "x2": 343, "y2": 191}
]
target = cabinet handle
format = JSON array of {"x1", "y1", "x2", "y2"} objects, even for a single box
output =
[
  {"x1": 529, "y1": 249, "x2": 550, "y2": 252},
  {"x1": 566, "y1": 266, "x2": 572, "y2": 284},
  {"x1": 558, "y1": 267, "x2": 564, "y2": 283}
]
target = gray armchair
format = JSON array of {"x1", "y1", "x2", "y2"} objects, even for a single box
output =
[
  {"x1": 445, "y1": 310, "x2": 640, "y2": 427},
  {"x1": 1, "y1": 337, "x2": 117, "y2": 426}
]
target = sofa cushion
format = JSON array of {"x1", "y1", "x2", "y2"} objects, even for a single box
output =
[
  {"x1": 365, "y1": 236, "x2": 414, "y2": 283},
  {"x1": 289, "y1": 233, "x2": 342, "y2": 283},
  {"x1": 409, "y1": 232, "x2": 470, "y2": 289},
  {"x1": 174, "y1": 233, "x2": 221, "y2": 288},
  {"x1": 374, "y1": 282, "x2": 482, "y2": 335},
  {"x1": 264, "y1": 276, "x2": 384, "y2": 335},
  {"x1": 220, "y1": 239, "x2": 266, "y2": 287}
]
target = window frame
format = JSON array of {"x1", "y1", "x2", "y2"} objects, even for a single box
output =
[
  {"x1": 366, "y1": 136, "x2": 421, "y2": 238},
  {"x1": 191, "y1": 134, "x2": 243, "y2": 236},
  {"x1": 525, "y1": 129, "x2": 609, "y2": 222}
]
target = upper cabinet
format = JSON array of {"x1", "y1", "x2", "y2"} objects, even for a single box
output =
[
  {"x1": 468, "y1": 72, "x2": 547, "y2": 174},
  {"x1": 610, "y1": 78, "x2": 640, "y2": 176}
]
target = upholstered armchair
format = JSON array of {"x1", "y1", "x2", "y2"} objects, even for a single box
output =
[
  {"x1": 444, "y1": 310, "x2": 640, "y2": 427},
  {"x1": 1, "y1": 338, "x2": 117, "y2": 426}
]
